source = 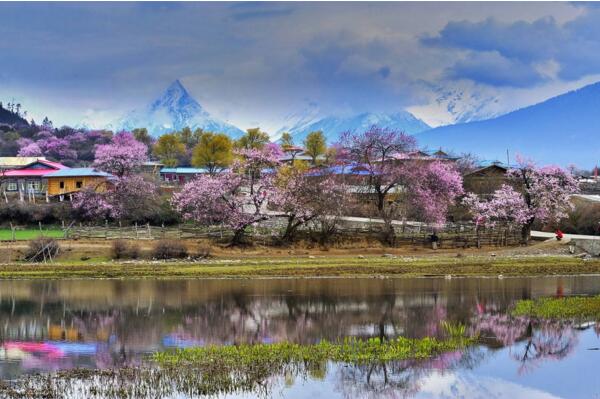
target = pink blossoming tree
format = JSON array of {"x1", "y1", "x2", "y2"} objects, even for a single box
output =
[
  {"x1": 172, "y1": 147, "x2": 281, "y2": 245},
  {"x1": 464, "y1": 157, "x2": 579, "y2": 243},
  {"x1": 339, "y1": 126, "x2": 463, "y2": 242},
  {"x1": 93, "y1": 131, "x2": 148, "y2": 177},
  {"x1": 273, "y1": 166, "x2": 347, "y2": 242},
  {"x1": 71, "y1": 175, "x2": 160, "y2": 223}
]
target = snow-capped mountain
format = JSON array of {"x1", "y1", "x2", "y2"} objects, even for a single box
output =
[
  {"x1": 417, "y1": 80, "x2": 600, "y2": 166},
  {"x1": 118, "y1": 80, "x2": 244, "y2": 137},
  {"x1": 408, "y1": 82, "x2": 504, "y2": 127},
  {"x1": 283, "y1": 111, "x2": 431, "y2": 144}
]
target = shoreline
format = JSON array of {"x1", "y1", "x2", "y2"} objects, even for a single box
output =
[{"x1": 0, "y1": 254, "x2": 599, "y2": 279}]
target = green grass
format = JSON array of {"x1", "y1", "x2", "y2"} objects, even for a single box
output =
[
  {"x1": 513, "y1": 295, "x2": 600, "y2": 320},
  {"x1": 0, "y1": 255, "x2": 598, "y2": 279},
  {"x1": 0, "y1": 228, "x2": 63, "y2": 241},
  {"x1": 1, "y1": 333, "x2": 475, "y2": 398}
]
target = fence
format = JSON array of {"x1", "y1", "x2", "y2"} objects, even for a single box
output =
[{"x1": 63, "y1": 218, "x2": 522, "y2": 248}]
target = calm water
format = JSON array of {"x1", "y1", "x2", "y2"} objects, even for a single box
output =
[{"x1": 1, "y1": 276, "x2": 600, "y2": 398}]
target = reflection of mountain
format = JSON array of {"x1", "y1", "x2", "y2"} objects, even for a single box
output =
[
  {"x1": 418, "y1": 372, "x2": 561, "y2": 399},
  {"x1": 118, "y1": 80, "x2": 244, "y2": 138}
]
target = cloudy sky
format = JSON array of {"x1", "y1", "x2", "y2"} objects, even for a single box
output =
[{"x1": 2, "y1": 2, "x2": 600, "y2": 132}]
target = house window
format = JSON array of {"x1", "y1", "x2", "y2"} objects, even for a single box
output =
[
  {"x1": 27, "y1": 181, "x2": 41, "y2": 192},
  {"x1": 59, "y1": 181, "x2": 65, "y2": 189},
  {"x1": 76, "y1": 181, "x2": 83, "y2": 189},
  {"x1": 6, "y1": 182, "x2": 17, "y2": 192}
]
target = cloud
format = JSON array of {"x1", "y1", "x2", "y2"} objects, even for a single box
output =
[
  {"x1": 422, "y1": 9, "x2": 600, "y2": 86},
  {"x1": 445, "y1": 51, "x2": 547, "y2": 87},
  {"x1": 228, "y1": 3, "x2": 294, "y2": 21}
]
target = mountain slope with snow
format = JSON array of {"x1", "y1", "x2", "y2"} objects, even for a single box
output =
[
  {"x1": 417, "y1": 81, "x2": 600, "y2": 166},
  {"x1": 284, "y1": 111, "x2": 430, "y2": 144},
  {"x1": 118, "y1": 80, "x2": 244, "y2": 138}
]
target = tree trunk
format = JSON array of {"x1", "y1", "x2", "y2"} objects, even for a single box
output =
[
  {"x1": 231, "y1": 228, "x2": 246, "y2": 246},
  {"x1": 282, "y1": 217, "x2": 296, "y2": 242},
  {"x1": 521, "y1": 223, "x2": 532, "y2": 245}
]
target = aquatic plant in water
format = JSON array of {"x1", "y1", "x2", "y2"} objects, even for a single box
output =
[
  {"x1": 513, "y1": 295, "x2": 600, "y2": 321},
  {"x1": 1, "y1": 335, "x2": 474, "y2": 399}
]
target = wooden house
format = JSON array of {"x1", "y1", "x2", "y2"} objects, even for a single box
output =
[
  {"x1": 463, "y1": 163, "x2": 509, "y2": 196},
  {"x1": 44, "y1": 168, "x2": 113, "y2": 196},
  {"x1": 1, "y1": 159, "x2": 68, "y2": 197}
]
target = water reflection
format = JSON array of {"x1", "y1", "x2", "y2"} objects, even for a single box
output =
[{"x1": 0, "y1": 276, "x2": 599, "y2": 397}]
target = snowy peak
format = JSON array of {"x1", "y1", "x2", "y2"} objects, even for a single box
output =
[
  {"x1": 118, "y1": 80, "x2": 244, "y2": 138},
  {"x1": 284, "y1": 110, "x2": 430, "y2": 144}
]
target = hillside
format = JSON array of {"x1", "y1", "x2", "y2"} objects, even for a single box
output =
[
  {"x1": 0, "y1": 105, "x2": 28, "y2": 127},
  {"x1": 417, "y1": 82, "x2": 600, "y2": 167}
]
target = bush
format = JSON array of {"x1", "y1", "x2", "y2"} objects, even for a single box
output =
[
  {"x1": 152, "y1": 240, "x2": 188, "y2": 259},
  {"x1": 111, "y1": 240, "x2": 140, "y2": 259},
  {"x1": 0, "y1": 202, "x2": 71, "y2": 225},
  {"x1": 23, "y1": 237, "x2": 60, "y2": 262}
]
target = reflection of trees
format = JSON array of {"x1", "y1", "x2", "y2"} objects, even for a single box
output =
[
  {"x1": 470, "y1": 309, "x2": 579, "y2": 374},
  {"x1": 333, "y1": 348, "x2": 483, "y2": 399}
]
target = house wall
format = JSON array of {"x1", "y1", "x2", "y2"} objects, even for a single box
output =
[
  {"x1": 463, "y1": 169, "x2": 507, "y2": 197},
  {"x1": 47, "y1": 176, "x2": 108, "y2": 195},
  {"x1": 0, "y1": 177, "x2": 47, "y2": 194}
]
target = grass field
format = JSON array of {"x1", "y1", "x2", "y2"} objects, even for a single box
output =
[
  {"x1": 0, "y1": 255, "x2": 598, "y2": 279},
  {"x1": 0, "y1": 228, "x2": 64, "y2": 241}
]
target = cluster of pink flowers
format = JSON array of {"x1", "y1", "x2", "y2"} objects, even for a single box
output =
[
  {"x1": 464, "y1": 158, "x2": 579, "y2": 233},
  {"x1": 93, "y1": 131, "x2": 148, "y2": 176},
  {"x1": 172, "y1": 146, "x2": 282, "y2": 243}
]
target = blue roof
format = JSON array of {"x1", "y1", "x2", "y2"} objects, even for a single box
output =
[
  {"x1": 160, "y1": 167, "x2": 210, "y2": 174},
  {"x1": 307, "y1": 163, "x2": 372, "y2": 176},
  {"x1": 44, "y1": 168, "x2": 113, "y2": 178}
]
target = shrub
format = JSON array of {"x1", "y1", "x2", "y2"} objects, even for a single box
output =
[
  {"x1": 196, "y1": 244, "x2": 212, "y2": 258},
  {"x1": 24, "y1": 237, "x2": 60, "y2": 262},
  {"x1": 152, "y1": 240, "x2": 188, "y2": 259},
  {"x1": 0, "y1": 202, "x2": 71, "y2": 225},
  {"x1": 111, "y1": 239, "x2": 140, "y2": 259}
]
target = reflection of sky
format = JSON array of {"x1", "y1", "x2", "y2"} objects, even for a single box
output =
[{"x1": 471, "y1": 329, "x2": 600, "y2": 399}]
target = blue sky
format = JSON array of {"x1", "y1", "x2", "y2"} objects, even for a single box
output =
[{"x1": 2, "y1": 2, "x2": 600, "y2": 131}]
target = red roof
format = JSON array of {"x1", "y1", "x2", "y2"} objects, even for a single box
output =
[{"x1": 2, "y1": 160, "x2": 69, "y2": 177}]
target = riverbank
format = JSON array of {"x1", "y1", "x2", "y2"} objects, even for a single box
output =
[{"x1": 0, "y1": 253, "x2": 599, "y2": 279}]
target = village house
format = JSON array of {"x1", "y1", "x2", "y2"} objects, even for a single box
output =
[
  {"x1": 159, "y1": 167, "x2": 209, "y2": 184},
  {"x1": 44, "y1": 168, "x2": 113, "y2": 196},
  {"x1": 0, "y1": 159, "x2": 68, "y2": 199},
  {"x1": 462, "y1": 161, "x2": 509, "y2": 196}
]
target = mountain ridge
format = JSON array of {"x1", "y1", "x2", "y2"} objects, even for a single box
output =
[
  {"x1": 283, "y1": 111, "x2": 431, "y2": 144},
  {"x1": 416, "y1": 81, "x2": 600, "y2": 167},
  {"x1": 118, "y1": 80, "x2": 245, "y2": 138}
]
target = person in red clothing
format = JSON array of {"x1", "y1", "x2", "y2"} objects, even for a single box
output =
[{"x1": 555, "y1": 229, "x2": 564, "y2": 241}]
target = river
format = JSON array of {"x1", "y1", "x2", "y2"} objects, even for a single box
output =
[{"x1": 0, "y1": 276, "x2": 599, "y2": 398}]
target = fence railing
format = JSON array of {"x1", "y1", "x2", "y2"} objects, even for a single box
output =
[{"x1": 63, "y1": 218, "x2": 522, "y2": 248}]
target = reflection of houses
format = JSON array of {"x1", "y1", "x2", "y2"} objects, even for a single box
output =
[
  {"x1": 45, "y1": 168, "x2": 112, "y2": 196},
  {"x1": 463, "y1": 162, "x2": 509, "y2": 196},
  {"x1": 160, "y1": 167, "x2": 209, "y2": 184},
  {"x1": 1, "y1": 159, "x2": 68, "y2": 197}
]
